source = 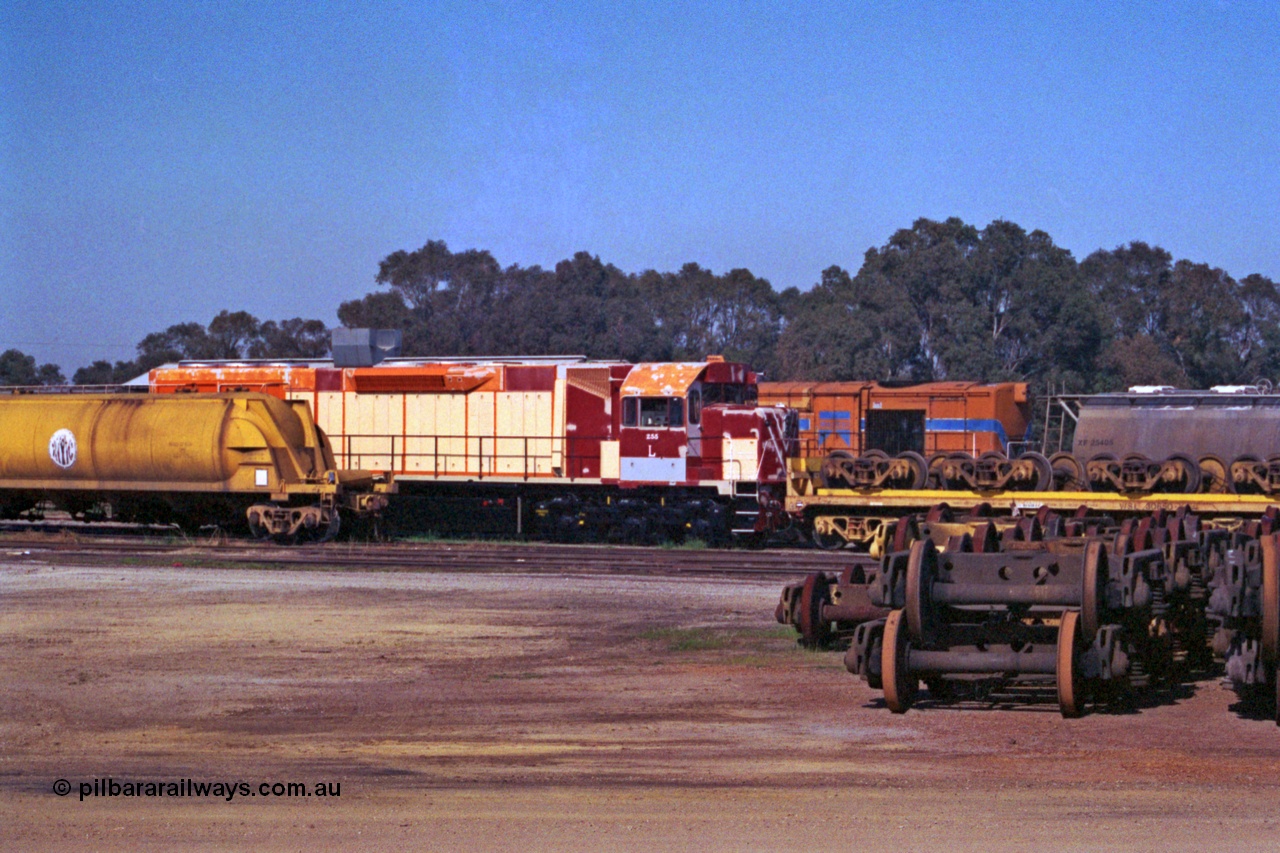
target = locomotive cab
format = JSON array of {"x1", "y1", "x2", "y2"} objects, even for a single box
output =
[{"x1": 617, "y1": 359, "x2": 788, "y2": 495}]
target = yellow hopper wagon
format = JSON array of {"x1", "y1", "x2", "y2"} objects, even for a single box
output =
[{"x1": 0, "y1": 392, "x2": 392, "y2": 541}]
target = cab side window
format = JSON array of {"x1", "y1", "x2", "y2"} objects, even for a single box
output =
[
  {"x1": 623, "y1": 397, "x2": 638, "y2": 427},
  {"x1": 669, "y1": 397, "x2": 684, "y2": 428},
  {"x1": 688, "y1": 390, "x2": 701, "y2": 425}
]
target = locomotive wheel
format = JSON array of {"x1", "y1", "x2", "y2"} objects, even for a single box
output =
[
  {"x1": 905, "y1": 539, "x2": 938, "y2": 644},
  {"x1": 895, "y1": 451, "x2": 929, "y2": 490},
  {"x1": 318, "y1": 510, "x2": 341, "y2": 543},
  {"x1": 1049, "y1": 452, "x2": 1088, "y2": 491},
  {"x1": 1164, "y1": 453, "x2": 1202, "y2": 494},
  {"x1": 1081, "y1": 540, "x2": 1106, "y2": 639},
  {"x1": 881, "y1": 610, "x2": 918, "y2": 713},
  {"x1": 812, "y1": 529, "x2": 845, "y2": 550},
  {"x1": 1198, "y1": 455, "x2": 1231, "y2": 494},
  {"x1": 1057, "y1": 610, "x2": 1087, "y2": 718},
  {"x1": 1016, "y1": 451, "x2": 1054, "y2": 492},
  {"x1": 1261, "y1": 534, "x2": 1280, "y2": 665},
  {"x1": 247, "y1": 508, "x2": 270, "y2": 540}
]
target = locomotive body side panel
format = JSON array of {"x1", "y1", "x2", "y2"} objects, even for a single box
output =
[
  {"x1": 759, "y1": 381, "x2": 1031, "y2": 463},
  {"x1": 563, "y1": 366, "x2": 616, "y2": 480},
  {"x1": 156, "y1": 358, "x2": 634, "y2": 487}
]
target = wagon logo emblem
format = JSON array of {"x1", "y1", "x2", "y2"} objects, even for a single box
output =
[{"x1": 49, "y1": 429, "x2": 77, "y2": 469}]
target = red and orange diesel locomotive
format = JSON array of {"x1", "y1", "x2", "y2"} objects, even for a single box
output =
[{"x1": 151, "y1": 350, "x2": 794, "y2": 542}]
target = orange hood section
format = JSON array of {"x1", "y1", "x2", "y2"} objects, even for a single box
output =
[{"x1": 620, "y1": 363, "x2": 708, "y2": 397}]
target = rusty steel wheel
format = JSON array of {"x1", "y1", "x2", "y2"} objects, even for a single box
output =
[
  {"x1": 1081, "y1": 540, "x2": 1106, "y2": 640},
  {"x1": 1057, "y1": 610, "x2": 1086, "y2": 718},
  {"x1": 881, "y1": 610, "x2": 917, "y2": 714},
  {"x1": 924, "y1": 503, "x2": 952, "y2": 524},
  {"x1": 797, "y1": 573, "x2": 832, "y2": 647},
  {"x1": 905, "y1": 539, "x2": 937, "y2": 644},
  {"x1": 1275, "y1": 663, "x2": 1280, "y2": 727},
  {"x1": 1261, "y1": 534, "x2": 1280, "y2": 666},
  {"x1": 891, "y1": 515, "x2": 918, "y2": 553},
  {"x1": 972, "y1": 521, "x2": 999, "y2": 553}
]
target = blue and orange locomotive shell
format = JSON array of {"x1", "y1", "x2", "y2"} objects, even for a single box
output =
[
  {"x1": 151, "y1": 356, "x2": 792, "y2": 497},
  {"x1": 757, "y1": 380, "x2": 1031, "y2": 461}
]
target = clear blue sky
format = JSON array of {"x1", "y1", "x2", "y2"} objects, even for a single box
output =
[{"x1": 3, "y1": 1, "x2": 1278, "y2": 373}]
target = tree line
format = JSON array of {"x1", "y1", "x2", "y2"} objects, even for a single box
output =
[
  {"x1": 5, "y1": 217, "x2": 1279, "y2": 397},
  {"x1": 0, "y1": 314, "x2": 330, "y2": 386}
]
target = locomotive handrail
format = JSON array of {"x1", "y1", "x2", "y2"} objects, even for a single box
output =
[{"x1": 334, "y1": 430, "x2": 744, "y2": 481}]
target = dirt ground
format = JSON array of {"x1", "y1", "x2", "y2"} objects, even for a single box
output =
[{"x1": 3, "y1": 552, "x2": 1280, "y2": 852}]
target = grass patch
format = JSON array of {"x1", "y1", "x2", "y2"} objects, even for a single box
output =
[
  {"x1": 638, "y1": 624, "x2": 835, "y2": 660},
  {"x1": 721, "y1": 654, "x2": 780, "y2": 668},
  {"x1": 659, "y1": 537, "x2": 708, "y2": 550},
  {"x1": 638, "y1": 626, "x2": 732, "y2": 652}
]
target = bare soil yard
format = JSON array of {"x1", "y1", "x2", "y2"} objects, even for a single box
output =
[{"x1": 3, "y1": 555, "x2": 1279, "y2": 851}]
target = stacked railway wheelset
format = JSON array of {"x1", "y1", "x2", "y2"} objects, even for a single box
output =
[{"x1": 778, "y1": 503, "x2": 1280, "y2": 721}]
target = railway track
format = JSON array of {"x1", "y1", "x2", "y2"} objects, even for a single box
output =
[{"x1": 0, "y1": 533, "x2": 855, "y2": 579}]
